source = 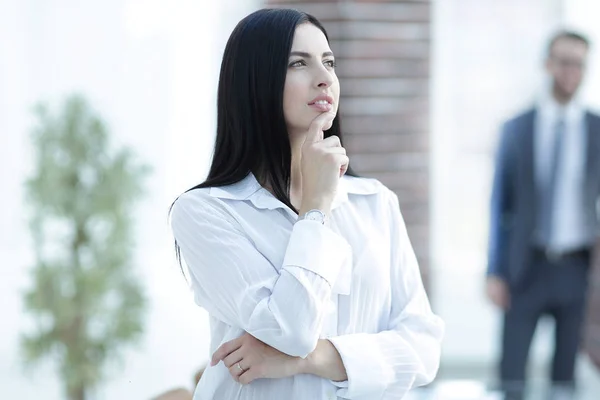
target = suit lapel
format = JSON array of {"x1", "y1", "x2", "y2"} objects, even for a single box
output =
[
  {"x1": 586, "y1": 112, "x2": 600, "y2": 190},
  {"x1": 521, "y1": 109, "x2": 536, "y2": 199}
]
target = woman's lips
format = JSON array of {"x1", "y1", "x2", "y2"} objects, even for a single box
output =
[{"x1": 308, "y1": 100, "x2": 333, "y2": 112}]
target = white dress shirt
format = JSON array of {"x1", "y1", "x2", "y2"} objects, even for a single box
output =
[
  {"x1": 170, "y1": 173, "x2": 444, "y2": 400},
  {"x1": 535, "y1": 92, "x2": 588, "y2": 252}
]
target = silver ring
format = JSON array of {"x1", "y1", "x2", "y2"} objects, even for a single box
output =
[{"x1": 236, "y1": 362, "x2": 244, "y2": 372}]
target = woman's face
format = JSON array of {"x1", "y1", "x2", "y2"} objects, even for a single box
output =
[{"x1": 283, "y1": 23, "x2": 340, "y2": 136}]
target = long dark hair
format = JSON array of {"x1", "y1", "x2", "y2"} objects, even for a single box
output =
[{"x1": 171, "y1": 9, "x2": 355, "y2": 270}]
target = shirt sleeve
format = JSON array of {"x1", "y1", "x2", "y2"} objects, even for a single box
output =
[
  {"x1": 487, "y1": 122, "x2": 515, "y2": 280},
  {"x1": 170, "y1": 191, "x2": 352, "y2": 358},
  {"x1": 328, "y1": 189, "x2": 445, "y2": 399}
]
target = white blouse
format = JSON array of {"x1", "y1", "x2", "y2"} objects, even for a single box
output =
[{"x1": 170, "y1": 173, "x2": 444, "y2": 400}]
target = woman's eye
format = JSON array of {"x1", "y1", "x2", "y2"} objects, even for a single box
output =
[
  {"x1": 289, "y1": 60, "x2": 305, "y2": 67},
  {"x1": 324, "y1": 60, "x2": 337, "y2": 68}
]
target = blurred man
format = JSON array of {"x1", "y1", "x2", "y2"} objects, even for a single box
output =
[{"x1": 487, "y1": 31, "x2": 600, "y2": 400}]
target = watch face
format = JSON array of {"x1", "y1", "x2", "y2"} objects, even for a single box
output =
[{"x1": 305, "y1": 210, "x2": 325, "y2": 222}]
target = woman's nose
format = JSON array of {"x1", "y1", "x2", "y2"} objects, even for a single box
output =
[{"x1": 316, "y1": 72, "x2": 334, "y2": 88}]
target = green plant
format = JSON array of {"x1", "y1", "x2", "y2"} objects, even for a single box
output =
[{"x1": 22, "y1": 95, "x2": 150, "y2": 400}]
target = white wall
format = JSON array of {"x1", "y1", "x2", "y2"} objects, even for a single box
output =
[
  {"x1": 0, "y1": 0, "x2": 259, "y2": 398},
  {"x1": 564, "y1": 0, "x2": 600, "y2": 112}
]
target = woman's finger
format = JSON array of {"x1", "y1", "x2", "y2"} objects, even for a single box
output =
[
  {"x1": 340, "y1": 161, "x2": 349, "y2": 177},
  {"x1": 223, "y1": 348, "x2": 244, "y2": 369},
  {"x1": 238, "y1": 367, "x2": 259, "y2": 385},
  {"x1": 336, "y1": 154, "x2": 350, "y2": 168},
  {"x1": 320, "y1": 135, "x2": 341, "y2": 148},
  {"x1": 228, "y1": 360, "x2": 248, "y2": 382},
  {"x1": 325, "y1": 147, "x2": 346, "y2": 155},
  {"x1": 305, "y1": 111, "x2": 335, "y2": 144},
  {"x1": 211, "y1": 337, "x2": 243, "y2": 366}
]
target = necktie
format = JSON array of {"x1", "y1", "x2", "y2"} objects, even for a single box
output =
[{"x1": 538, "y1": 116, "x2": 565, "y2": 247}]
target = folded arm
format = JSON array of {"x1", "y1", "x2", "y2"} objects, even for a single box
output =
[
  {"x1": 170, "y1": 191, "x2": 352, "y2": 357},
  {"x1": 320, "y1": 190, "x2": 444, "y2": 399}
]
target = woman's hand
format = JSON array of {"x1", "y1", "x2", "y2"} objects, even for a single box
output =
[
  {"x1": 211, "y1": 333, "x2": 304, "y2": 385},
  {"x1": 299, "y1": 111, "x2": 349, "y2": 216}
]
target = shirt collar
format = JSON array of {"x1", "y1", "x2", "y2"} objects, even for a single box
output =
[
  {"x1": 209, "y1": 173, "x2": 378, "y2": 296},
  {"x1": 208, "y1": 173, "x2": 262, "y2": 201},
  {"x1": 538, "y1": 87, "x2": 584, "y2": 124},
  {"x1": 208, "y1": 173, "x2": 379, "y2": 212}
]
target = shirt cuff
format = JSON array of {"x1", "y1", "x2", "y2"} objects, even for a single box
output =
[
  {"x1": 282, "y1": 220, "x2": 352, "y2": 290},
  {"x1": 328, "y1": 333, "x2": 390, "y2": 398}
]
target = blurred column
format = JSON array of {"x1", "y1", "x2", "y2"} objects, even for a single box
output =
[
  {"x1": 266, "y1": 0, "x2": 432, "y2": 289},
  {"x1": 564, "y1": 0, "x2": 600, "y2": 382}
]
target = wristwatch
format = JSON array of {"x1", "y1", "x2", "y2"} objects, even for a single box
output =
[{"x1": 297, "y1": 209, "x2": 326, "y2": 225}]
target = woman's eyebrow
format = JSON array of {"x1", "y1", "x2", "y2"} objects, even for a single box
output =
[{"x1": 289, "y1": 51, "x2": 334, "y2": 58}]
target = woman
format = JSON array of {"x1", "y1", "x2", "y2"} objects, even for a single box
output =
[{"x1": 170, "y1": 8, "x2": 444, "y2": 400}]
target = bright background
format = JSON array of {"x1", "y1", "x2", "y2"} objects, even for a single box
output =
[{"x1": 2, "y1": 0, "x2": 600, "y2": 398}]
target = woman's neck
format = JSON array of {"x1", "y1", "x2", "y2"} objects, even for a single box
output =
[
  {"x1": 289, "y1": 133, "x2": 304, "y2": 209},
  {"x1": 259, "y1": 133, "x2": 305, "y2": 210},
  {"x1": 289, "y1": 134, "x2": 304, "y2": 193}
]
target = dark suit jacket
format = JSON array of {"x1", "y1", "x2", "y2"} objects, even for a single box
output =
[{"x1": 487, "y1": 108, "x2": 600, "y2": 290}]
